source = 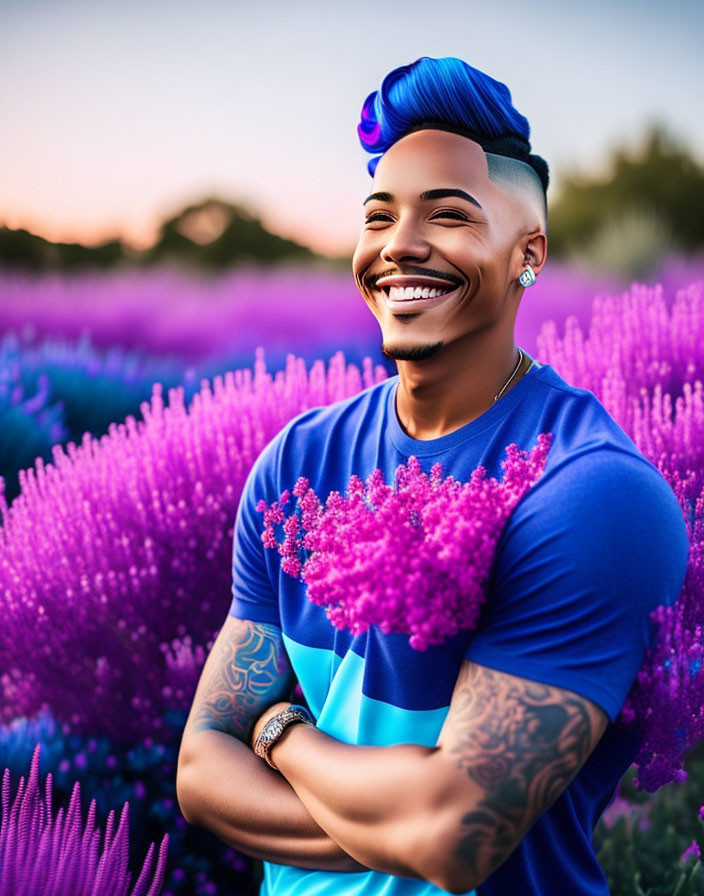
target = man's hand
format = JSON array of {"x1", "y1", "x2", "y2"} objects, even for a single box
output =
[{"x1": 250, "y1": 700, "x2": 291, "y2": 751}]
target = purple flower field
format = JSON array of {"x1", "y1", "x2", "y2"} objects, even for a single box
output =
[
  {"x1": 3, "y1": 257, "x2": 701, "y2": 369},
  {"x1": 1, "y1": 260, "x2": 704, "y2": 892}
]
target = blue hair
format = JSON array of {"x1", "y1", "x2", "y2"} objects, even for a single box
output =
[{"x1": 357, "y1": 56, "x2": 548, "y2": 193}]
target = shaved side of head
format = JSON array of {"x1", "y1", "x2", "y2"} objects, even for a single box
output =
[{"x1": 485, "y1": 152, "x2": 548, "y2": 230}]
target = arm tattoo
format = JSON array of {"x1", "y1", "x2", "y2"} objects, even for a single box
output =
[
  {"x1": 443, "y1": 663, "x2": 603, "y2": 881},
  {"x1": 192, "y1": 619, "x2": 292, "y2": 739}
]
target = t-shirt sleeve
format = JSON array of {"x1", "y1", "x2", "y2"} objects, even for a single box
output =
[
  {"x1": 464, "y1": 448, "x2": 690, "y2": 724},
  {"x1": 228, "y1": 432, "x2": 284, "y2": 627}
]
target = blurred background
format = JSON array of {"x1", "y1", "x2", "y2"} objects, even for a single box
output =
[{"x1": 2, "y1": 1, "x2": 704, "y2": 894}]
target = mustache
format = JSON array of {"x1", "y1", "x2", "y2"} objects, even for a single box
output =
[{"x1": 367, "y1": 267, "x2": 465, "y2": 288}]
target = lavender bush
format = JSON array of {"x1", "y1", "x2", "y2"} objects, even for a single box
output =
[
  {"x1": 0, "y1": 334, "x2": 201, "y2": 505},
  {"x1": 0, "y1": 350, "x2": 387, "y2": 741},
  {"x1": 0, "y1": 266, "x2": 384, "y2": 370},
  {"x1": 0, "y1": 354, "x2": 67, "y2": 501},
  {"x1": 0, "y1": 744, "x2": 168, "y2": 896},
  {"x1": 2, "y1": 332, "x2": 190, "y2": 444},
  {"x1": 0, "y1": 710, "x2": 257, "y2": 896},
  {"x1": 537, "y1": 279, "x2": 704, "y2": 790}
]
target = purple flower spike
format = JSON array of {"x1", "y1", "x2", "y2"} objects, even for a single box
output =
[
  {"x1": 681, "y1": 840, "x2": 701, "y2": 862},
  {"x1": 0, "y1": 744, "x2": 168, "y2": 895}
]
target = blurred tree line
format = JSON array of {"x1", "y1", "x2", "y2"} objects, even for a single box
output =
[
  {"x1": 1, "y1": 125, "x2": 703, "y2": 275},
  {"x1": 547, "y1": 125, "x2": 704, "y2": 278},
  {"x1": 0, "y1": 199, "x2": 328, "y2": 271}
]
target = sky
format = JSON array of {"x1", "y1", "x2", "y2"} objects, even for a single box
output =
[{"x1": 1, "y1": 0, "x2": 703, "y2": 256}]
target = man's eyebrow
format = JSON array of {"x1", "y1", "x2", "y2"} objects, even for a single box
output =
[{"x1": 362, "y1": 188, "x2": 483, "y2": 209}]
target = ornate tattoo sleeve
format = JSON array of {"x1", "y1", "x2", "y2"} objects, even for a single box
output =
[
  {"x1": 190, "y1": 616, "x2": 293, "y2": 740},
  {"x1": 438, "y1": 661, "x2": 608, "y2": 883}
]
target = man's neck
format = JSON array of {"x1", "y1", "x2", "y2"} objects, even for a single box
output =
[{"x1": 393, "y1": 336, "x2": 531, "y2": 441}]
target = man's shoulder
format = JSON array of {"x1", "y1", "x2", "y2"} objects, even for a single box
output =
[{"x1": 526, "y1": 364, "x2": 655, "y2": 474}]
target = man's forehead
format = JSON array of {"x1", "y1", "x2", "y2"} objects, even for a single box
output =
[{"x1": 373, "y1": 129, "x2": 491, "y2": 186}]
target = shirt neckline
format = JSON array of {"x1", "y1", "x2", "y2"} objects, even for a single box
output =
[{"x1": 387, "y1": 360, "x2": 543, "y2": 456}]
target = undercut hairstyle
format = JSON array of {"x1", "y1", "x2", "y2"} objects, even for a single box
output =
[
  {"x1": 357, "y1": 56, "x2": 549, "y2": 203},
  {"x1": 485, "y1": 152, "x2": 548, "y2": 225}
]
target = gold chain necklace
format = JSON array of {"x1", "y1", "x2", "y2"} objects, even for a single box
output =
[{"x1": 493, "y1": 348, "x2": 524, "y2": 403}]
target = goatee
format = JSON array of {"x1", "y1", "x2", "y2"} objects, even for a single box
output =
[{"x1": 381, "y1": 341, "x2": 444, "y2": 362}]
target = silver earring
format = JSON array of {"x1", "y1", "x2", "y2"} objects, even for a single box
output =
[{"x1": 518, "y1": 264, "x2": 536, "y2": 288}]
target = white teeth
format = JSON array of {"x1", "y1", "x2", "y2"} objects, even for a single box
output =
[{"x1": 386, "y1": 284, "x2": 455, "y2": 301}]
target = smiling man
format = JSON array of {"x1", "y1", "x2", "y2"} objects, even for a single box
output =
[{"x1": 176, "y1": 57, "x2": 688, "y2": 895}]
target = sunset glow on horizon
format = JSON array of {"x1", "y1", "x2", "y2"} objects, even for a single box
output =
[{"x1": 2, "y1": 0, "x2": 702, "y2": 258}]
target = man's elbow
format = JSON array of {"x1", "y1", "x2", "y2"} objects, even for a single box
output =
[
  {"x1": 421, "y1": 853, "x2": 479, "y2": 896},
  {"x1": 431, "y1": 867, "x2": 480, "y2": 896},
  {"x1": 412, "y1": 810, "x2": 505, "y2": 895},
  {"x1": 175, "y1": 751, "x2": 199, "y2": 826},
  {"x1": 176, "y1": 729, "x2": 214, "y2": 827}
]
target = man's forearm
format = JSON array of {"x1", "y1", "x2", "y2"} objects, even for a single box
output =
[
  {"x1": 177, "y1": 728, "x2": 368, "y2": 872},
  {"x1": 268, "y1": 724, "x2": 462, "y2": 887}
]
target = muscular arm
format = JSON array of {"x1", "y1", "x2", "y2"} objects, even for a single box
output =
[
  {"x1": 434, "y1": 662, "x2": 607, "y2": 889},
  {"x1": 265, "y1": 660, "x2": 608, "y2": 892},
  {"x1": 175, "y1": 615, "x2": 366, "y2": 872}
]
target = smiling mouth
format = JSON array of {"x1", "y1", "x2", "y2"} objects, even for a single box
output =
[{"x1": 373, "y1": 275, "x2": 464, "y2": 304}]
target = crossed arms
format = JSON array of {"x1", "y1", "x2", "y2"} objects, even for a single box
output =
[{"x1": 176, "y1": 615, "x2": 608, "y2": 893}]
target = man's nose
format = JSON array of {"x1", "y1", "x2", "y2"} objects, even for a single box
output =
[{"x1": 380, "y1": 216, "x2": 430, "y2": 264}]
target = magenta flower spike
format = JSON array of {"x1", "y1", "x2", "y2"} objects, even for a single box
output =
[{"x1": 0, "y1": 744, "x2": 168, "y2": 895}]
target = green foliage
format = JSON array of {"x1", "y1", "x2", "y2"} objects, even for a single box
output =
[
  {"x1": 596, "y1": 743, "x2": 704, "y2": 895},
  {"x1": 144, "y1": 198, "x2": 316, "y2": 268},
  {"x1": 548, "y1": 126, "x2": 704, "y2": 273},
  {"x1": 0, "y1": 227, "x2": 124, "y2": 271}
]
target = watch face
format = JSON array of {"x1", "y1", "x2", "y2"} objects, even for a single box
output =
[{"x1": 266, "y1": 720, "x2": 284, "y2": 741}]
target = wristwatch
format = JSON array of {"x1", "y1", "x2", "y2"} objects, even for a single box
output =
[{"x1": 253, "y1": 704, "x2": 314, "y2": 770}]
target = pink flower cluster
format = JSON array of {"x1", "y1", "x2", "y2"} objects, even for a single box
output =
[
  {"x1": 259, "y1": 434, "x2": 552, "y2": 651},
  {"x1": 0, "y1": 350, "x2": 387, "y2": 740},
  {"x1": 0, "y1": 745, "x2": 168, "y2": 895}
]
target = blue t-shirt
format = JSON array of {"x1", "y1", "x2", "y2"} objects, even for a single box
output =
[{"x1": 229, "y1": 361, "x2": 689, "y2": 896}]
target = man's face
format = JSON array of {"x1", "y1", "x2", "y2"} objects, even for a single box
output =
[{"x1": 352, "y1": 129, "x2": 535, "y2": 363}]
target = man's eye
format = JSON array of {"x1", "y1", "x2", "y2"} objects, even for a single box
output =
[
  {"x1": 430, "y1": 210, "x2": 468, "y2": 221},
  {"x1": 364, "y1": 209, "x2": 469, "y2": 224},
  {"x1": 364, "y1": 212, "x2": 393, "y2": 224}
]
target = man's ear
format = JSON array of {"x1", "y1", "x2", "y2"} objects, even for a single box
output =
[{"x1": 523, "y1": 231, "x2": 547, "y2": 276}]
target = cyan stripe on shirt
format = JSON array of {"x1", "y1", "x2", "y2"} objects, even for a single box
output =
[
  {"x1": 263, "y1": 862, "x2": 477, "y2": 896},
  {"x1": 282, "y1": 634, "x2": 450, "y2": 746}
]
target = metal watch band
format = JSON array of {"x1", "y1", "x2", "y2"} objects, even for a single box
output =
[{"x1": 254, "y1": 704, "x2": 314, "y2": 770}]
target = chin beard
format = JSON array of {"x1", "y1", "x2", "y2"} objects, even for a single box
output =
[{"x1": 381, "y1": 341, "x2": 444, "y2": 362}]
